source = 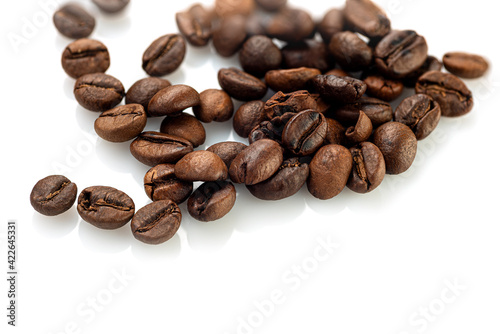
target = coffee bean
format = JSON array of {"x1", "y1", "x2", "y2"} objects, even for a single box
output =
[
  {"x1": 192, "y1": 89, "x2": 234, "y2": 123},
  {"x1": 374, "y1": 30, "x2": 428, "y2": 78},
  {"x1": 218, "y1": 68, "x2": 267, "y2": 101},
  {"x1": 324, "y1": 118, "x2": 346, "y2": 145},
  {"x1": 394, "y1": 94, "x2": 441, "y2": 140},
  {"x1": 74, "y1": 73, "x2": 125, "y2": 112},
  {"x1": 77, "y1": 186, "x2": 135, "y2": 229},
  {"x1": 265, "y1": 67, "x2": 321, "y2": 93},
  {"x1": 148, "y1": 85, "x2": 200, "y2": 117},
  {"x1": 325, "y1": 68, "x2": 349, "y2": 77},
  {"x1": 130, "y1": 132, "x2": 193, "y2": 166},
  {"x1": 187, "y1": 181, "x2": 236, "y2": 222},
  {"x1": 318, "y1": 8, "x2": 344, "y2": 43},
  {"x1": 443, "y1": 52, "x2": 489, "y2": 79},
  {"x1": 373, "y1": 122, "x2": 417, "y2": 175},
  {"x1": 312, "y1": 94, "x2": 331, "y2": 114},
  {"x1": 281, "y1": 40, "x2": 334, "y2": 73},
  {"x1": 331, "y1": 97, "x2": 393, "y2": 126},
  {"x1": 125, "y1": 78, "x2": 171, "y2": 114},
  {"x1": 213, "y1": 15, "x2": 247, "y2": 57},
  {"x1": 255, "y1": 0, "x2": 287, "y2": 11},
  {"x1": 364, "y1": 74, "x2": 404, "y2": 102},
  {"x1": 233, "y1": 101, "x2": 269, "y2": 138},
  {"x1": 307, "y1": 144, "x2": 352, "y2": 200},
  {"x1": 53, "y1": 4, "x2": 95, "y2": 39},
  {"x1": 229, "y1": 139, "x2": 284, "y2": 185},
  {"x1": 248, "y1": 112, "x2": 294, "y2": 145},
  {"x1": 282, "y1": 110, "x2": 327, "y2": 156},
  {"x1": 131, "y1": 200, "x2": 181, "y2": 244},
  {"x1": 160, "y1": 113, "x2": 206, "y2": 147},
  {"x1": 415, "y1": 71, "x2": 473, "y2": 117},
  {"x1": 328, "y1": 31, "x2": 373, "y2": 71},
  {"x1": 239, "y1": 35, "x2": 282, "y2": 77},
  {"x1": 343, "y1": 0, "x2": 390, "y2": 38},
  {"x1": 347, "y1": 142, "x2": 385, "y2": 193},
  {"x1": 30, "y1": 175, "x2": 77, "y2": 216},
  {"x1": 266, "y1": 8, "x2": 315, "y2": 42},
  {"x1": 92, "y1": 0, "x2": 130, "y2": 13},
  {"x1": 142, "y1": 34, "x2": 186, "y2": 76},
  {"x1": 206, "y1": 142, "x2": 248, "y2": 170},
  {"x1": 403, "y1": 55, "x2": 442, "y2": 87},
  {"x1": 264, "y1": 90, "x2": 317, "y2": 117},
  {"x1": 345, "y1": 110, "x2": 373, "y2": 145},
  {"x1": 174, "y1": 151, "x2": 228, "y2": 182},
  {"x1": 214, "y1": 0, "x2": 255, "y2": 17},
  {"x1": 144, "y1": 164, "x2": 193, "y2": 203},
  {"x1": 176, "y1": 4, "x2": 212, "y2": 46},
  {"x1": 245, "y1": 13, "x2": 269, "y2": 36},
  {"x1": 61, "y1": 39, "x2": 110, "y2": 79},
  {"x1": 94, "y1": 104, "x2": 147, "y2": 143},
  {"x1": 310, "y1": 75, "x2": 367, "y2": 104}
]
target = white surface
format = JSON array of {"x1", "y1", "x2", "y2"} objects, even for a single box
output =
[{"x1": 1, "y1": 0, "x2": 499, "y2": 333}]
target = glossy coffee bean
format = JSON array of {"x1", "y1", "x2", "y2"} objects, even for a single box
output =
[
  {"x1": 206, "y1": 142, "x2": 248, "y2": 170},
  {"x1": 324, "y1": 118, "x2": 346, "y2": 145},
  {"x1": 239, "y1": 35, "x2": 282, "y2": 77},
  {"x1": 77, "y1": 186, "x2": 135, "y2": 229},
  {"x1": 131, "y1": 200, "x2": 181, "y2": 244},
  {"x1": 345, "y1": 110, "x2": 373, "y2": 145},
  {"x1": 328, "y1": 31, "x2": 373, "y2": 71},
  {"x1": 142, "y1": 34, "x2": 186, "y2": 76},
  {"x1": 255, "y1": 0, "x2": 287, "y2": 11},
  {"x1": 160, "y1": 113, "x2": 206, "y2": 147},
  {"x1": 130, "y1": 132, "x2": 193, "y2": 166},
  {"x1": 148, "y1": 85, "x2": 200, "y2": 117},
  {"x1": 266, "y1": 8, "x2": 315, "y2": 43},
  {"x1": 176, "y1": 4, "x2": 212, "y2": 46},
  {"x1": 92, "y1": 0, "x2": 130, "y2": 13},
  {"x1": 443, "y1": 52, "x2": 489, "y2": 79},
  {"x1": 403, "y1": 55, "x2": 442, "y2": 87},
  {"x1": 394, "y1": 94, "x2": 441, "y2": 140},
  {"x1": 415, "y1": 71, "x2": 473, "y2": 117},
  {"x1": 144, "y1": 164, "x2": 193, "y2": 203},
  {"x1": 264, "y1": 90, "x2": 317, "y2": 117},
  {"x1": 373, "y1": 122, "x2": 417, "y2": 175},
  {"x1": 343, "y1": 0, "x2": 390, "y2": 38},
  {"x1": 229, "y1": 139, "x2": 284, "y2": 185},
  {"x1": 364, "y1": 74, "x2": 403, "y2": 102},
  {"x1": 193, "y1": 89, "x2": 234, "y2": 123},
  {"x1": 281, "y1": 40, "x2": 334, "y2": 73},
  {"x1": 53, "y1": 4, "x2": 95, "y2": 39},
  {"x1": 187, "y1": 181, "x2": 236, "y2": 222},
  {"x1": 125, "y1": 78, "x2": 171, "y2": 113},
  {"x1": 218, "y1": 68, "x2": 267, "y2": 101},
  {"x1": 347, "y1": 142, "x2": 385, "y2": 193},
  {"x1": 30, "y1": 175, "x2": 77, "y2": 216},
  {"x1": 310, "y1": 75, "x2": 367, "y2": 104},
  {"x1": 307, "y1": 144, "x2": 352, "y2": 200},
  {"x1": 332, "y1": 97, "x2": 393, "y2": 126},
  {"x1": 265, "y1": 67, "x2": 321, "y2": 93},
  {"x1": 248, "y1": 112, "x2": 294, "y2": 145},
  {"x1": 282, "y1": 110, "x2": 327, "y2": 156},
  {"x1": 214, "y1": 0, "x2": 255, "y2": 17},
  {"x1": 213, "y1": 15, "x2": 247, "y2": 57},
  {"x1": 61, "y1": 39, "x2": 110, "y2": 79},
  {"x1": 233, "y1": 101, "x2": 269, "y2": 138},
  {"x1": 318, "y1": 8, "x2": 344, "y2": 43},
  {"x1": 174, "y1": 151, "x2": 228, "y2": 182},
  {"x1": 74, "y1": 73, "x2": 125, "y2": 112},
  {"x1": 94, "y1": 104, "x2": 147, "y2": 143}
]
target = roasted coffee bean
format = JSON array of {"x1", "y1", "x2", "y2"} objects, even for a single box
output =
[
  {"x1": 218, "y1": 68, "x2": 267, "y2": 101},
  {"x1": 229, "y1": 139, "x2": 284, "y2": 185},
  {"x1": 61, "y1": 39, "x2": 110, "y2": 79},
  {"x1": 142, "y1": 34, "x2": 186, "y2": 76},
  {"x1": 77, "y1": 186, "x2": 135, "y2": 229},
  {"x1": 148, "y1": 85, "x2": 200, "y2": 117},
  {"x1": 160, "y1": 113, "x2": 206, "y2": 147},
  {"x1": 318, "y1": 8, "x2": 344, "y2": 43},
  {"x1": 74, "y1": 73, "x2": 125, "y2": 112},
  {"x1": 282, "y1": 110, "x2": 327, "y2": 156},
  {"x1": 214, "y1": 0, "x2": 255, "y2": 17},
  {"x1": 233, "y1": 101, "x2": 269, "y2": 138},
  {"x1": 265, "y1": 67, "x2": 321, "y2": 93},
  {"x1": 325, "y1": 68, "x2": 349, "y2": 77},
  {"x1": 264, "y1": 90, "x2": 317, "y2": 117},
  {"x1": 53, "y1": 4, "x2": 95, "y2": 39},
  {"x1": 245, "y1": 13, "x2": 269, "y2": 36},
  {"x1": 213, "y1": 15, "x2": 247, "y2": 57},
  {"x1": 174, "y1": 151, "x2": 228, "y2": 182},
  {"x1": 187, "y1": 181, "x2": 236, "y2": 222},
  {"x1": 192, "y1": 89, "x2": 234, "y2": 123},
  {"x1": 331, "y1": 97, "x2": 393, "y2": 126},
  {"x1": 307, "y1": 144, "x2": 352, "y2": 200},
  {"x1": 343, "y1": 0, "x2": 390, "y2": 38},
  {"x1": 443, "y1": 52, "x2": 489, "y2": 79},
  {"x1": 374, "y1": 30, "x2": 428, "y2": 79},
  {"x1": 176, "y1": 4, "x2": 212, "y2": 46},
  {"x1": 394, "y1": 94, "x2": 441, "y2": 140},
  {"x1": 328, "y1": 31, "x2": 372, "y2": 71},
  {"x1": 281, "y1": 40, "x2": 333, "y2": 73},
  {"x1": 415, "y1": 71, "x2": 473, "y2": 117},
  {"x1": 94, "y1": 104, "x2": 147, "y2": 143},
  {"x1": 130, "y1": 132, "x2": 193, "y2": 166},
  {"x1": 239, "y1": 35, "x2": 282, "y2": 77},
  {"x1": 347, "y1": 142, "x2": 385, "y2": 193},
  {"x1": 125, "y1": 77, "x2": 171, "y2": 113},
  {"x1": 324, "y1": 118, "x2": 346, "y2": 145},
  {"x1": 248, "y1": 112, "x2": 295, "y2": 144},
  {"x1": 131, "y1": 200, "x2": 181, "y2": 244},
  {"x1": 310, "y1": 75, "x2": 367, "y2": 104},
  {"x1": 266, "y1": 8, "x2": 315, "y2": 42},
  {"x1": 364, "y1": 74, "x2": 404, "y2": 102},
  {"x1": 345, "y1": 110, "x2": 373, "y2": 145},
  {"x1": 144, "y1": 164, "x2": 193, "y2": 203},
  {"x1": 403, "y1": 55, "x2": 442, "y2": 87},
  {"x1": 30, "y1": 175, "x2": 77, "y2": 216},
  {"x1": 255, "y1": 0, "x2": 287, "y2": 11},
  {"x1": 92, "y1": 0, "x2": 130, "y2": 13},
  {"x1": 247, "y1": 157, "x2": 309, "y2": 200},
  {"x1": 373, "y1": 122, "x2": 417, "y2": 175},
  {"x1": 206, "y1": 142, "x2": 248, "y2": 169},
  {"x1": 312, "y1": 94, "x2": 331, "y2": 114}
]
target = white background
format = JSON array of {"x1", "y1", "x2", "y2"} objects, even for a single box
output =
[{"x1": 1, "y1": 0, "x2": 499, "y2": 333}]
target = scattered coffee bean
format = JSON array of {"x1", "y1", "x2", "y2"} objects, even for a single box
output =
[
  {"x1": 265, "y1": 67, "x2": 321, "y2": 93},
  {"x1": 264, "y1": 90, "x2": 317, "y2": 117},
  {"x1": 403, "y1": 55, "x2": 442, "y2": 87},
  {"x1": 394, "y1": 94, "x2": 441, "y2": 140},
  {"x1": 281, "y1": 40, "x2": 334, "y2": 72},
  {"x1": 187, "y1": 181, "x2": 236, "y2": 222},
  {"x1": 345, "y1": 110, "x2": 373, "y2": 145},
  {"x1": 142, "y1": 34, "x2": 186, "y2": 76},
  {"x1": 332, "y1": 97, "x2": 393, "y2": 126},
  {"x1": 131, "y1": 200, "x2": 181, "y2": 244},
  {"x1": 160, "y1": 113, "x2": 206, "y2": 147},
  {"x1": 443, "y1": 52, "x2": 489, "y2": 79},
  {"x1": 74, "y1": 73, "x2": 125, "y2": 112},
  {"x1": 176, "y1": 4, "x2": 212, "y2": 46},
  {"x1": 206, "y1": 142, "x2": 248, "y2": 170},
  {"x1": 318, "y1": 8, "x2": 345, "y2": 43},
  {"x1": 193, "y1": 89, "x2": 234, "y2": 123},
  {"x1": 218, "y1": 68, "x2": 267, "y2": 101},
  {"x1": 144, "y1": 164, "x2": 193, "y2": 203},
  {"x1": 130, "y1": 132, "x2": 193, "y2": 166},
  {"x1": 213, "y1": 15, "x2": 247, "y2": 57},
  {"x1": 311, "y1": 75, "x2": 367, "y2": 104},
  {"x1": 175, "y1": 151, "x2": 228, "y2": 182},
  {"x1": 282, "y1": 110, "x2": 327, "y2": 156},
  {"x1": 347, "y1": 142, "x2": 385, "y2": 193},
  {"x1": 148, "y1": 84, "x2": 200, "y2": 117},
  {"x1": 328, "y1": 31, "x2": 373, "y2": 71},
  {"x1": 233, "y1": 101, "x2": 269, "y2": 138},
  {"x1": 53, "y1": 4, "x2": 95, "y2": 39},
  {"x1": 61, "y1": 39, "x2": 110, "y2": 79},
  {"x1": 92, "y1": 0, "x2": 130, "y2": 13},
  {"x1": 344, "y1": 0, "x2": 390, "y2": 38},
  {"x1": 125, "y1": 77, "x2": 171, "y2": 114},
  {"x1": 94, "y1": 104, "x2": 147, "y2": 143},
  {"x1": 30, "y1": 175, "x2": 77, "y2": 216},
  {"x1": 267, "y1": 8, "x2": 315, "y2": 42},
  {"x1": 363, "y1": 74, "x2": 404, "y2": 102},
  {"x1": 239, "y1": 35, "x2": 282, "y2": 77}
]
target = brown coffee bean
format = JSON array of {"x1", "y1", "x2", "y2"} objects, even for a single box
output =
[
  {"x1": 92, "y1": 0, "x2": 130, "y2": 13},
  {"x1": 176, "y1": 4, "x2": 212, "y2": 47},
  {"x1": 415, "y1": 71, "x2": 473, "y2": 117},
  {"x1": 325, "y1": 68, "x2": 349, "y2": 77},
  {"x1": 61, "y1": 39, "x2": 110, "y2": 79},
  {"x1": 125, "y1": 78, "x2": 172, "y2": 114},
  {"x1": 74, "y1": 73, "x2": 125, "y2": 112},
  {"x1": 443, "y1": 52, "x2": 489, "y2": 79},
  {"x1": 331, "y1": 97, "x2": 393, "y2": 126},
  {"x1": 255, "y1": 0, "x2": 287, "y2": 11},
  {"x1": 213, "y1": 15, "x2": 247, "y2": 57},
  {"x1": 328, "y1": 31, "x2": 373, "y2": 71},
  {"x1": 144, "y1": 164, "x2": 193, "y2": 203},
  {"x1": 266, "y1": 8, "x2": 315, "y2": 42},
  {"x1": 130, "y1": 132, "x2": 194, "y2": 166},
  {"x1": 343, "y1": 0, "x2": 390, "y2": 38},
  {"x1": 53, "y1": 4, "x2": 95, "y2": 39},
  {"x1": 373, "y1": 122, "x2": 417, "y2": 175},
  {"x1": 307, "y1": 144, "x2": 352, "y2": 200},
  {"x1": 265, "y1": 67, "x2": 321, "y2": 93},
  {"x1": 245, "y1": 13, "x2": 269, "y2": 36},
  {"x1": 310, "y1": 75, "x2": 367, "y2": 104},
  {"x1": 264, "y1": 90, "x2": 317, "y2": 117},
  {"x1": 142, "y1": 34, "x2": 186, "y2": 76},
  {"x1": 248, "y1": 112, "x2": 294, "y2": 145},
  {"x1": 347, "y1": 142, "x2": 385, "y2": 193},
  {"x1": 218, "y1": 68, "x2": 267, "y2": 101},
  {"x1": 214, "y1": 0, "x2": 255, "y2": 17},
  {"x1": 239, "y1": 35, "x2": 282, "y2": 77},
  {"x1": 160, "y1": 113, "x2": 206, "y2": 147},
  {"x1": 30, "y1": 175, "x2": 77, "y2": 216},
  {"x1": 324, "y1": 118, "x2": 346, "y2": 145},
  {"x1": 233, "y1": 101, "x2": 269, "y2": 138},
  {"x1": 192, "y1": 89, "x2": 234, "y2": 123},
  {"x1": 148, "y1": 85, "x2": 200, "y2": 117},
  {"x1": 206, "y1": 142, "x2": 248, "y2": 170},
  {"x1": 394, "y1": 94, "x2": 441, "y2": 140},
  {"x1": 403, "y1": 55, "x2": 442, "y2": 87},
  {"x1": 364, "y1": 74, "x2": 404, "y2": 102},
  {"x1": 131, "y1": 200, "x2": 181, "y2": 244},
  {"x1": 187, "y1": 181, "x2": 236, "y2": 222},
  {"x1": 281, "y1": 40, "x2": 334, "y2": 73},
  {"x1": 318, "y1": 8, "x2": 344, "y2": 43},
  {"x1": 282, "y1": 110, "x2": 327, "y2": 156},
  {"x1": 345, "y1": 110, "x2": 373, "y2": 145},
  {"x1": 312, "y1": 94, "x2": 331, "y2": 114},
  {"x1": 94, "y1": 104, "x2": 147, "y2": 143},
  {"x1": 174, "y1": 151, "x2": 228, "y2": 182}
]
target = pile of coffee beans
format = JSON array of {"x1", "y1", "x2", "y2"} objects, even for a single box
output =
[{"x1": 32, "y1": 0, "x2": 489, "y2": 245}]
